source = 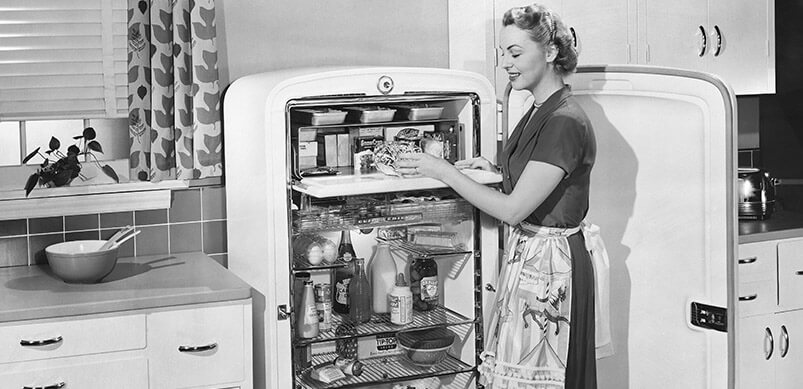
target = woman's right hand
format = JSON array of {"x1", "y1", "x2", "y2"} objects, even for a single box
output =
[{"x1": 454, "y1": 156, "x2": 497, "y2": 172}]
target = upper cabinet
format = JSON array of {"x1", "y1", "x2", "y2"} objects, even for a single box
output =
[{"x1": 449, "y1": 0, "x2": 775, "y2": 97}]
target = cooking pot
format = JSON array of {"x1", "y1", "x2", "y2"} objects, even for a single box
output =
[{"x1": 738, "y1": 168, "x2": 776, "y2": 220}]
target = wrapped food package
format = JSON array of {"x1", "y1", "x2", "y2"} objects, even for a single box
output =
[
  {"x1": 292, "y1": 234, "x2": 324, "y2": 265},
  {"x1": 420, "y1": 136, "x2": 444, "y2": 158},
  {"x1": 373, "y1": 141, "x2": 421, "y2": 177}
]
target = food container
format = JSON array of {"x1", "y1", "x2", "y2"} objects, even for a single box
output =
[
  {"x1": 392, "y1": 103, "x2": 445, "y2": 121},
  {"x1": 45, "y1": 240, "x2": 119, "y2": 284},
  {"x1": 343, "y1": 105, "x2": 397, "y2": 123},
  {"x1": 396, "y1": 327, "x2": 456, "y2": 367},
  {"x1": 293, "y1": 108, "x2": 347, "y2": 125}
]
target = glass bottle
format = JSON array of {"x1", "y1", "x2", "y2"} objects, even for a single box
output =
[
  {"x1": 369, "y1": 243, "x2": 397, "y2": 314},
  {"x1": 337, "y1": 229, "x2": 357, "y2": 261},
  {"x1": 332, "y1": 261, "x2": 354, "y2": 315},
  {"x1": 296, "y1": 280, "x2": 319, "y2": 338},
  {"x1": 410, "y1": 255, "x2": 439, "y2": 311},
  {"x1": 293, "y1": 271, "x2": 311, "y2": 315},
  {"x1": 348, "y1": 258, "x2": 372, "y2": 324}
]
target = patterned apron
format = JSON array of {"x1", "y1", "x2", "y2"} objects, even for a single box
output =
[{"x1": 478, "y1": 222, "x2": 583, "y2": 389}]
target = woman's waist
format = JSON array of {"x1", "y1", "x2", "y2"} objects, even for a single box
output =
[{"x1": 516, "y1": 221, "x2": 581, "y2": 237}]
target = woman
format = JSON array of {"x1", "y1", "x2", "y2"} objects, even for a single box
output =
[{"x1": 397, "y1": 3, "x2": 597, "y2": 388}]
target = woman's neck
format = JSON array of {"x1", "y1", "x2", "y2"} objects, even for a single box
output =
[{"x1": 531, "y1": 73, "x2": 564, "y2": 106}]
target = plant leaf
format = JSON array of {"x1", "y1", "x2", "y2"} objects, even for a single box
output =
[
  {"x1": 24, "y1": 173, "x2": 39, "y2": 197},
  {"x1": 22, "y1": 147, "x2": 41, "y2": 164},
  {"x1": 101, "y1": 164, "x2": 119, "y2": 183},
  {"x1": 67, "y1": 145, "x2": 80, "y2": 155},
  {"x1": 83, "y1": 127, "x2": 96, "y2": 140},
  {"x1": 48, "y1": 136, "x2": 60, "y2": 151},
  {"x1": 87, "y1": 140, "x2": 103, "y2": 153}
]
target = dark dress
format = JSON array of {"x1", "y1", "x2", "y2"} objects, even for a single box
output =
[{"x1": 483, "y1": 85, "x2": 597, "y2": 389}]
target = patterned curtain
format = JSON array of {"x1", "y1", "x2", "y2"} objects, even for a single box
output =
[{"x1": 127, "y1": 0, "x2": 223, "y2": 182}]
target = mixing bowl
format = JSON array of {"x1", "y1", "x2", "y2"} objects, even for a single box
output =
[
  {"x1": 397, "y1": 327, "x2": 456, "y2": 367},
  {"x1": 45, "y1": 240, "x2": 119, "y2": 284}
]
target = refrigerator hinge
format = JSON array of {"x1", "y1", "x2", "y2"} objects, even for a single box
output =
[{"x1": 277, "y1": 305, "x2": 291, "y2": 321}]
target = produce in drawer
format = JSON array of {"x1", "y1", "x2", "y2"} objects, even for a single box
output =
[
  {"x1": 373, "y1": 141, "x2": 422, "y2": 177},
  {"x1": 292, "y1": 234, "x2": 324, "y2": 265}
]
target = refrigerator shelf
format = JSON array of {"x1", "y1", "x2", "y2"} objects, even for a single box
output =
[
  {"x1": 292, "y1": 169, "x2": 502, "y2": 198},
  {"x1": 294, "y1": 198, "x2": 475, "y2": 233},
  {"x1": 295, "y1": 305, "x2": 474, "y2": 346},
  {"x1": 296, "y1": 352, "x2": 475, "y2": 389},
  {"x1": 296, "y1": 117, "x2": 456, "y2": 131},
  {"x1": 376, "y1": 237, "x2": 471, "y2": 258}
]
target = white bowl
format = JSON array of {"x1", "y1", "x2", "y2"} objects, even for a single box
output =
[{"x1": 45, "y1": 240, "x2": 119, "y2": 284}]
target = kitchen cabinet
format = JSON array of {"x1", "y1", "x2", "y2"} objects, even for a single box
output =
[
  {"x1": 0, "y1": 301, "x2": 252, "y2": 389},
  {"x1": 738, "y1": 238, "x2": 803, "y2": 388},
  {"x1": 474, "y1": 0, "x2": 774, "y2": 97}
]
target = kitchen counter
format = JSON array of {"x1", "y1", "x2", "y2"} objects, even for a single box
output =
[
  {"x1": 739, "y1": 209, "x2": 803, "y2": 244},
  {"x1": 0, "y1": 252, "x2": 251, "y2": 323}
]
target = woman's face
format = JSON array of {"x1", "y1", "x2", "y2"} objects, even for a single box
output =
[{"x1": 499, "y1": 24, "x2": 554, "y2": 93}]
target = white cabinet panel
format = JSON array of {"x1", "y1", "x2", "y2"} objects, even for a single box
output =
[
  {"x1": 0, "y1": 358, "x2": 148, "y2": 389},
  {"x1": 738, "y1": 314, "x2": 777, "y2": 388},
  {"x1": 776, "y1": 310, "x2": 803, "y2": 388},
  {"x1": 777, "y1": 239, "x2": 803, "y2": 311},
  {"x1": 563, "y1": 0, "x2": 632, "y2": 66},
  {"x1": 148, "y1": 303, "x2": 246, "y2": 388},
  {"x1": 738, "y1": 240, "x2": 777, "y2": 282},
  {"x1": 739, "y1": 279, "x2": 777, "y2": 318},
  {"x1": 640, "y1": 0, "x2": 708, "y2": 70},
  {"x1": 0, "y1": 314, "x2": 145, "y2": 364}
]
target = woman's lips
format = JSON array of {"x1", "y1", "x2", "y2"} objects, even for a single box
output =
[{"x1": 508, "y1": 73, "x2": 520, "y2": 81}]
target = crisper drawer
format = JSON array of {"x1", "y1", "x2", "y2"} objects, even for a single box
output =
[
  {"x1": 738, "y1": 241, "x2": 777, "y2": 283},
  {"x1": 737, "y1": 279, "x2": 777, "y2": 318},
  {"x1": 777, "y1": 239, "x2": 803, "y2": 311},
  {"x1": 148, "y1": 302, "x2": 246, "y2": 388},
  {"x1": 0, "y1": 357, "x2": 148, "y2": 389},
  {"x1": 0, "y1": 314, "x2": 146, "y2": 364}
]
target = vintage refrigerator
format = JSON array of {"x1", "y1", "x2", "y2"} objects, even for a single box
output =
[{"x1": 223, "y1": 65, "x2": 737, "y2": 388}]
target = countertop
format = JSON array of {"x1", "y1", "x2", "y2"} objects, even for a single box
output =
[
  {"x1": 739, "y1": 209, "x2": 803, "y2": 244},
  {"x1": 0, "y1": 252, "x2": 252, "y2": 323}
]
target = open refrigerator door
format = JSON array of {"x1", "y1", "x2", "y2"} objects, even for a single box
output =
[{"x1": 223, "y1": 68, "x2": 502, "y2": 389}]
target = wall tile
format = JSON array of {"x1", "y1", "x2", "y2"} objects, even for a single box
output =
[
  {"x1": 29, "y1": 233, "x2": 64, "y2": 265},
  {"x1": 170, "y1": 222, "x2": 203, "y2": 253},
  {"x1": 170, "y1": 189, "x2": 202, "y2": 223},
  {"x1": 0, "y1": 237, "x2": 28, "y2": 267},
  {"x1": 0, "y1": 219, "x2": 26, "y2": 237},
  {"x1": 135, "y1": 209, "x2": 167, "y2": 226},
  {"x1": 202, "y1": 220, "x2": 227, "y2": 254},
  {"x1": 135, "y1": 225, "x2": 168, "y2": 256},
  {"x1": 202, "y1": 186, "x2": 226, "y2": 220},
  {"x1": 100, "y1": 211, "x2": 134, "y2": 228},
  {"x1": 101, "y1": 229, "x2": 134, "y2": 257},
  {"x1": 65, "y1": 214, "x2": 99, "y2": 231},
  {"x1": 66, "y1": 230, "x2": 100, "y2": 241},
  {"x1": 29, "y1": 216, "x2": 63, "y2": 234}
]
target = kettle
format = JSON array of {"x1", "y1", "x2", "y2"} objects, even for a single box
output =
[{"x1": 738, "y1": 168, "x2": 776, "y2": 220}]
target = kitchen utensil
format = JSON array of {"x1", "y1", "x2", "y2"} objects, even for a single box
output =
[
  {"x1": 99, "y1": 225, "x2": 136, "y2": 251},
  {"x1": 109, "y1": 229, "x2": 140, "y2": 249},
  {"x1": 738, "y1": 168, "x2": 776, "y2": 220},
  {"x1": 45, "y1": 240, "x2": 119, "y2": 284}
]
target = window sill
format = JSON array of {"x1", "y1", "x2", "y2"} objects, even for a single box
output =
[{"x1": 0, "y1": 181, "x2": 188, "y2": 221}]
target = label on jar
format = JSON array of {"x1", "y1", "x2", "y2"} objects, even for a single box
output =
[
  {"x1": 420, "y1": 276, "x2": 439, "y2": 301},
  {"x1": 335, "y1": 278, "x2": 351, "y2": 305},
  {"x1": 389, "y1": 293, "x2": 413, "y2": 325}
]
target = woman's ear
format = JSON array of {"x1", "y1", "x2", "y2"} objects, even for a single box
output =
[{"x1": 546, "y1": 44, "x2": 558, "y2": 63}]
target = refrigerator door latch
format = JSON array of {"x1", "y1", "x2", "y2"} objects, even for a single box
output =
[
  {"x1": 689, "y1": 301, "x2": 727, "y2": 332},
  {"x1": 277, "y1": 305, "x2": 290, "y2": 321}
]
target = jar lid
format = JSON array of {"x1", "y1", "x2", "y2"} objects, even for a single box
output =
[{"x1": 397, "y1": 327, "x2": 456, "y2": 350}]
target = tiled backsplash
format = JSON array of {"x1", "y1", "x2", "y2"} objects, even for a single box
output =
[{"x1": 0, "y1": 186, "x2": 227, "y2": 268}]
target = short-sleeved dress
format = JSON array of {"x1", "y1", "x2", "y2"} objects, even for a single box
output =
[{"x1": 479, "y1": 86, "x2": 597, "y2": 389}]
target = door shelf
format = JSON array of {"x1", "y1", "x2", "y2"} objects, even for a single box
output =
[
  {"x1": 296, "y1": 352, "x2": 474, "y2": 389},
  {"x1": 295, "y1": 305, "x2": 474, "y2": 347}
]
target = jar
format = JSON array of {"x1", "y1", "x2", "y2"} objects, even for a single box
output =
[{"x1": 409, "y1": 256, "x2": 439, "y2": 311}]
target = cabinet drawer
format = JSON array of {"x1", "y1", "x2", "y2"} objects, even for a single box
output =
[
  {"x1": 738, "y1": 279, "x2": 777, "y2": 318},
  {"x1": 738, "y1": 241, "x2": 777, "y2": 282},
  {"x1": 0, "y1": 357, "x2": 148, "y2": 389},
  {"x1": 778, "y1": 239, "x2": 803, "y2": 311},
  {"x1": 148, "y1": 303, "x2": 246, "y2": 388},
  {"x1": 0, "y1": 314, "x2": 146, "y2": 364}
]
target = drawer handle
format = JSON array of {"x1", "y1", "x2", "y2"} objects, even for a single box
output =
[
  {"x1": 766, "y1": 327, "x2": 774, "y2": 360},
  {"x1": 738, "y1": 257, "x2": 757, "y2": 265},
  {"x1": 781, "y1": 325, "x2": 790, "y2": 358},
  {"x1": 178, "y1": 342, "x2": 218, "y2": 353},
  {"x1": 19, "y1": 335, "x2": 63, "y2": 347},
  {"x1": 796, "y1": 271, "x2": 803, "y2": 276},
  {"x1": 739, "y1": 294, "x2": 758, "y2": 302},
  {"x1": 23, "y1": 382, "x2": 65, "y2": 389}
]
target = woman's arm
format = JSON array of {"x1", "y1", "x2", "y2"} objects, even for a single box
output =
[{"x1": 397, "y1": 153, "x2": 563, "y2": 226}]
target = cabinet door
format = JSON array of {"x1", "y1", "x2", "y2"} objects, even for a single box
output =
[
  {"x1": 0, "y1": 358, "x2": 148, "y2": 389},
  {"x1": 738, "y1": 314, "x2": 777, "y2": 388},
  {"x1": 777, "y1": 239, "x2": 803, "y2": 312},
  {"x1": 562, "y1": 0, "x2": 632, "y2": 66},
  {"x1": 775, "y1": 310, "x2": 803, "y2": 388},
  {"x1": 639, "y1": 0, "x2": 708, "y2": 71},
  {"x1": 707, "y1": 0, "x2": 774, "y2": 94}
]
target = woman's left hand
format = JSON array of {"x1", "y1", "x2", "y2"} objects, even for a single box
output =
[{"x1": 396, "y1": 152, "x2": 456, "y2": 181}]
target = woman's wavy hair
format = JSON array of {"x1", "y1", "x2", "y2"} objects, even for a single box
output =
[{"x1": 502, "y1": 3, "x2": 578, "y2": 76}]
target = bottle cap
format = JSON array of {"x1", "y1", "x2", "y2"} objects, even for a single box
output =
[
  {"x1": 395, "y1": 273, "x2": 407, "y2": 287},
  {"x1": 303, "y1": 280, "x2": 314, "y2": 286}
]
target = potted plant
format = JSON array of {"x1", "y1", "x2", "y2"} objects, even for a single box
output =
[{"x1": 23, "y1": 127, "x2": 119, "y2": 197}]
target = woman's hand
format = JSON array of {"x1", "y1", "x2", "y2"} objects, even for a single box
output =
[
  {"x1": 454, "y1": 156, "x2": 497, "y2": 172},
  {"x1": 396, "y1": 152, "x2": 456, "y2": 181}
]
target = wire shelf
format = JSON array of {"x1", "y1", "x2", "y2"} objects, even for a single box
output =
[
  {"x1": 295, "y1": 352, "x2": 475, "y2": 389},
  {"x1": 376, "y1": 237, "x2": 472, "y2": 258},
  {"x1": 295, "y1": 305, "x2": 474, "y2": 346}
]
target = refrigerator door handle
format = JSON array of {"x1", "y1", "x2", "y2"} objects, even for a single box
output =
[{"x1": 277, "y1": 304, "x2": 290, "y2": 320}]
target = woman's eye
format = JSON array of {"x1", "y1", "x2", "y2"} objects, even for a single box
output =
[{"x1": 511, "y1": 54, "x2": 520, "y2": 58}]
